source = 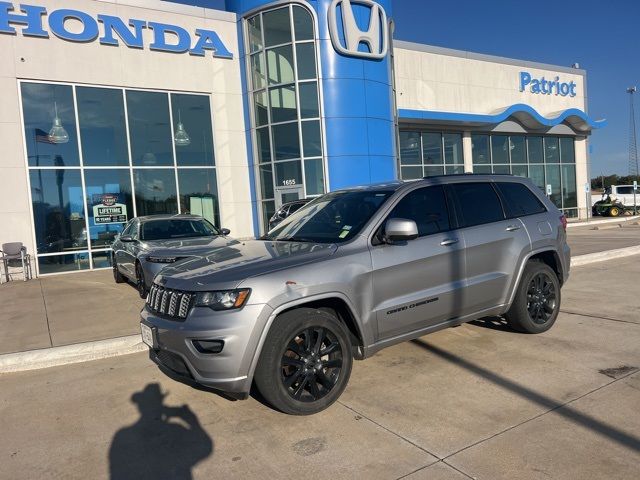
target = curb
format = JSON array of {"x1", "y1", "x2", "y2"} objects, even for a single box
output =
[
  {"x1": 0, "y1": 335, "x2": 146, "y2": 374},
  {"x1": 567, "y1": 215, "x2": 639, "y2": 228},
  {"x1": 571, "y1": 245, "x2": 640, "y2": 267}
]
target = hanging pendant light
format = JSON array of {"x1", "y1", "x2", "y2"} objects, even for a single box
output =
[
  {"x1": 174, "y1": 110, "x2": 191, "y2": 147},
  {"x1": 48, "y1": 102, "x2": 69, "y2": 144}
]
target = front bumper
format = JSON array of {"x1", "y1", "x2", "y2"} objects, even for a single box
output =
[{"x1": 140, "y1": 302, "x2": 273, "y2": 395}]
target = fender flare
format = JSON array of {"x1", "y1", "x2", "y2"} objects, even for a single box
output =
[{"x1": 505, "y1": 248, "x2": 564, "y2": 308}]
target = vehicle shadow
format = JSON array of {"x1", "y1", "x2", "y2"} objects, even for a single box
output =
[
  {"x1": 108, "y1": 383, "x2": 213, "y2": 480},
  {"x1": 410, "y1": 338, "x2": 640, "y2": 453}
]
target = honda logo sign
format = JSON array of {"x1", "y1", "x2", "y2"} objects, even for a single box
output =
[{"x1": 328, "y1": 0, "x2": 388, "y2": 60}]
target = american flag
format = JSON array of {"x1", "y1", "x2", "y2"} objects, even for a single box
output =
[{"x1": 35, "y1": 128, "x2": 54, "y2": 144}]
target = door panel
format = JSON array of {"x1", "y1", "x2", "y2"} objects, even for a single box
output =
[{"x1": 372, "y1": 234, "x2": 466, "y2": 339}]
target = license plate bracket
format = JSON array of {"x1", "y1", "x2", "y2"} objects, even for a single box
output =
[{"x1": 141, "y1": 323, "x2": 156, "y2": 348}]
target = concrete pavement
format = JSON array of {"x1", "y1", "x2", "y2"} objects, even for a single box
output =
[
  {"x1": 567, "y1": 222, "x2": 640, "y2": 256},
  {"x1": 1, "y1": 259, "x2": 639, "y2": 479}
]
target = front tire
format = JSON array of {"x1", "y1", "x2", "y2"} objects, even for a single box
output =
[
  {"x1": 505, "y1": 261, "x2": 560, "y2": 334},
  {"x1": 135, "y1": 262, "x2": 147, "y2": 299},
  {"x1": 113, "y1": 256, "x2": 125, "y2": 284},
  {"x1": 254, "y1": 308, "x2": 353, "y2": 415},
  {"x1": 608, "y1": 206, "x2": 621, "y2": 217}
]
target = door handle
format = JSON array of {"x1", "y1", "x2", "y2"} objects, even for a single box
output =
[
  {"x1": 506, "y1": 225, "x2": 521, "y2": 232},
  {"x1": 440, "y1": 239, "x2": 459, "y2": 246}
]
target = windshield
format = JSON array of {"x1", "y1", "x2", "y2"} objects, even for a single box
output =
[
  {"x1": 263, "y1": 190, "x2": 393, "y2": 243},
  {"x1": 140, "y1": 219, "x2": 220, "y2": 241}
]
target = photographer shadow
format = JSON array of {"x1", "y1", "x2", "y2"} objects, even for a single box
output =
[{"x1": 109, "y1": 383, "x2": 213, "y2": 480}]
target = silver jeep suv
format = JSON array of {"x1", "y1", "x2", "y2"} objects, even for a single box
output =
[{"x1": 140, "y1": 175, "x2": 570, "y2": 415}]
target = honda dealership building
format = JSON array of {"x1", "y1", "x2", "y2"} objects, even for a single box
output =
[{"x1": 0, "y1": 0, "x2": 604, "y2": 275}]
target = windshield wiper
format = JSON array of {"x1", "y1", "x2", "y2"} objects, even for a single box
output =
[{"x1": 276, "y1": 236, "x2": 319, "y2": 243}]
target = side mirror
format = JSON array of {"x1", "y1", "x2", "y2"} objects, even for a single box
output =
[
  {"x1": 120, "y1": 235, "x2": 135, "y2": 243},
  {"x1": 384, "y1": 218, "x2": 419, "y2": 244},
  {"x1": 221, "y1": 228, "x2": 231, "y2": 236}
]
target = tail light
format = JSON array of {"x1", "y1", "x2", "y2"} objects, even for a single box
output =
[{"x1": 560, "y1": 215, "x2": 568, "y2": 231}]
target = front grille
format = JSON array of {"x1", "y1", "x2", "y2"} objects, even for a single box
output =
[
  {"x1": 146, "y1": 283, "x2": 194, "y2": 320},
  {"x1": 151, "y1": 349, "x2": 193, "y2": 379}
]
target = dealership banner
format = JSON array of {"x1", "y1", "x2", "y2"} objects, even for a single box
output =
[{"x1": 92, "y1": 194, "x2": 127, "y2": 225}]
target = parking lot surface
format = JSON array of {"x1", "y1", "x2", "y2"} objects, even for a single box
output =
[
  {"x1": 1, "y1": 257, "x2": 639, "y2": 479},
  {"x1": 568, "y1": 222, "x2": 640, "y2": 256}
]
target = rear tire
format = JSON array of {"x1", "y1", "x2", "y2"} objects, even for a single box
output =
[
  {"x1": 113, "y1": 256, "x2": 125, "y2": 284},
  {"x1": 135, "y1": 262, "x2": 147, "y2": 299},
  {"x1": 505, "y1": 261, "x2": 560, "y2": 334},
  {"x1": 254, "y1": 308, "x2": 353, "y2": 415},
  {"x1": 608, "y1": 206, "x2": 621, "y2": 217}
]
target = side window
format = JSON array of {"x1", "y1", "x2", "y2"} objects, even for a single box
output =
[
  {"x1": 289, "y1": 202, "x2": 305, "y2": 214},
  {"x1": 616, "y1": 186, "x2": 633, "y2": 194},
  {"x1": 388, "y1": 186, "x2": 450, "y2": 237},
  {"x1": 121, "y1": 221, "x2": 134, "y2": 237},
  {"x1": 495, "y1": 182, "x2": 547, "y2": 218},
  {"x1": 130, "y1": 221, "x2": 139, "y2": 240},
  {"x1": 449, "y1": 182, "x2": 504, "y2": 228}
]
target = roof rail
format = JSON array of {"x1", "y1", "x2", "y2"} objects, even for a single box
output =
[{"x1": 422, "y1": 173, "x2": 515, "y2": 179}]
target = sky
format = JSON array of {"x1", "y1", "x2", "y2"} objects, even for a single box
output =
[{"x1": 167, "y1": 0, "x2": 639, "y2": 176}]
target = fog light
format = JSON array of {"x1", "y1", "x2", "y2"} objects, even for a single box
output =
[{"x1": 192, "y1": 339, "x2": 224, "y2": 354}]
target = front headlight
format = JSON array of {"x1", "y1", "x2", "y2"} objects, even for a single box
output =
[
  {"x1": 146, "y1": 256, "x2": 180, "y2": 264},
  {"x1": 194, "y1": 289, "x2": 251, "y2": 311}
]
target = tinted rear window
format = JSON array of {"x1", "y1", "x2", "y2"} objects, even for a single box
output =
[
  {"x1": 616, "y1": 186, "x2": 633, "y2": 194},
  {"x1": 449, "y1": 182, "x2": 504, "y2": 228},
  {"x1": 496, "y1": 182, "x2": 547, "y2": 217}
]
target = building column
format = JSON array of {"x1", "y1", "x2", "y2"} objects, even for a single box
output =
[
  {"x1": 463, "y1": 131, "x2": 473, "y2": 173},
  {"x1": 574, "y1": 136, "x2": 589, "y2": 219}
]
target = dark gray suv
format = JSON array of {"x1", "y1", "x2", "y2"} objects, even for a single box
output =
[{"x1": 140, "y1": 175, "x2": 570, "y2": 415}]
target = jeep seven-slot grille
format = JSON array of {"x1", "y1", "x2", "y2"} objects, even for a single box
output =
[{"x1": 146, "y1": 284, "x2": 194, "y2": 320}]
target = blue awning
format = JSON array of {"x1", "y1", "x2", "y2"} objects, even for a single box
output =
[{"x1": 398, "y1": 103, "x2": 606, "y2": 133}]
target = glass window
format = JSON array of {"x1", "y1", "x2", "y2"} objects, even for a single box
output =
[
  {"x1": 256, "y1": 127, "x2": 271, "y2": 163},
  {"x1": 444, "y1": 133, "x2": 463, "y2": 165},
  {"x1": 263, "y1": 7, "x2": 292, "y2": 47},
  {"x1": 126, "y1": 91, "x2": 173, "y2": 166},
  {"x1": 274, "y1": 160, "x2": 303, "y2": 187},
  {"x1": 269, "y1": 85, "x2": 297, "y2": 123},
  {"x1": 511, "y1": 164, "x2": 528, "y2": 178},
  {"x1": 422, "y1": 133, "x2": 442, "y2": 165},
  {"x1": 250, "y1": 53, "x2": 267, "y2": 90},
  {"x1": 561, "y1": 164, "x2": 577, "y2": 209},
  {"x1": 293, "y1": 6, "x2": 314, "y2": 41},
  {"x1": 30, "y1": 169, "x2": 86, "y2": 254},
  {"x1": 262, "y1": 200, "x2": 276, "y2": 229},
  {"x1": 84, "y1": 169, "x2": 133, "y2": 248},
  {"x1": 254, "y1": 91, "x2": 269, "y2": 127},
  {"x1": 140, "y1": 219, "x2": 219, "y2": 241},
  {"x1": 171, "y1": 94, "x2": 215, "y2": 167},
  {"x1": 247, "y1": 15, "x2": 262, "y2": 53},
  {"x1": 267, "y1": 45, "x2": 295, "y2": 85},
  {"x1": 527, "y1": 136, "x2": 544, "y2": 163},
  {"x1": 445, "y1": 165, "x2": 464, "y2": 175},
  {"x1": 491, "y1": 135, "x2": 510, "y2": 164},
  {"x1": 259, "y1": 163, "x2": 274, "y2": 199},
  {"x1": 133, "y1": 169, "x2": 178, "y2": 216},
  {"x1": 388, "y1": 186, "x2": 450, "y2": 236},
  {"x1": 401, "y1": 166, "x2": 422, "y2": 179},
  {"x1": 302, "y1": 121, "x2": 322, "y2": 157},
  {"x1": 91, "y1": 251, "x2": 113, "y2": 269},
  {"x1": 399, "y1": 131, "x2": 420, "y2": 165},
  {"x1": 510, "y1": 136, "x2": 527, "y2": 164},
  {"x1": 529, "y1": 164, "x2": 545, "y2": 190},
  {"x1": 299, "y1": 82, "x2": 319, "y2": 118},
  {"x1": 296, "y1": 43, "x2": 316, "y2": 80},
  {"x1": 472, "y1": 134, "x2": 490, "y2": 164},
  {"x1": 21, "y1": 82, "x2": 80, "y2": 167},
  {"x1": 560, "y1": 137, "x2": 575, "y2": 164},
  {"x1": 495, "y1": 182, "x2": 546, "y2": 217},
  {"x1": 545, "y1": 137, "x2": 560, "y2": 163},
  {"x1": 272, "y1": 122, "x2": 300, "y2": 160},
  {"x1": 617, "y1": 186, "x2": 634, "y2": 194},
  {"x1": 178, "y1": 169, "x2": 220, "y2": 227},
  {"x1": 424, "y1": 165, "x2": 444, "y2": 177},
  {"x1": 545, "y1": 164, "x2": 561, "y2": 207},
  {"x1": 473, "y1": 165, "x2": 492, "y2": 174},
  {"x1": 304, "y1": 159, "x2": 324, "y2": 195},
  {"x1": 493, "y1": 164, "x2": 510, "y2": 174},
  {"x1": 450, "y1": 182, "x2": 505, "y2": 228},
  {"x1": 77, "y1": 87, "x2": 128, "y2": 167},
  {"x1": 38, "y1": 253, "x2": 90, "y2": 274}
]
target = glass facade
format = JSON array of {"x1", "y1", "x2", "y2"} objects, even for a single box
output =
[
  {"x1": 21, "y1": 82, "x2": 219, "y2": 274},
  {"x1": 245, "y1": 4, "x2": 325, "y2": 231},
  {"x1": 399, "y1": 131, "x2": 465, "y2": 179},
  {"x1": 471, "y1": 134, "x2": 578, "y2": 216}
]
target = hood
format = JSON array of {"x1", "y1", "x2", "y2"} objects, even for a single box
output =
[
  {"x1": 155, "y1": 239, "x2": 338, "y2": 291},
  {"x1": 140, "y1": 236, "x2": 234, "y2": 257}
]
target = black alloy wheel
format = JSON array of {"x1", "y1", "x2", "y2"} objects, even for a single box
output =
[
  {"x1": 526, "y1": 272, "x2": 557, "y2": 325},
  {"x1": 281, "y1": 327, "x2": 343, "y2": 402},
  {"x1": 136, "y1": 263, "x2": 147, "y2": 299}
]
